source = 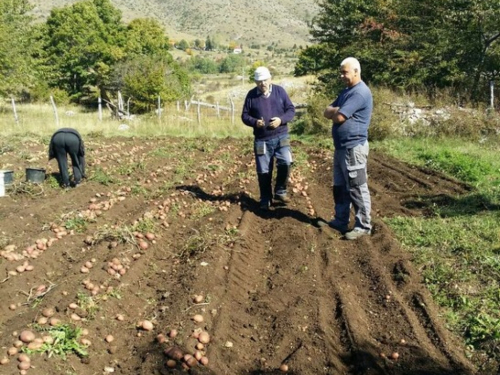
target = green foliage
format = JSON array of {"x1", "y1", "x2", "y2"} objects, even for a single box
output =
[
  {"x1": 417, "y1": 149, "x2": 493, "y2": 184},
  {"x1": 290, "y1": 93, "x2": 331, "y2": 136},
  {"x1": 64, "y1": 217, "x2": 89, "y2": 233},
  {"x1": 39, "y1": 0, "x2": 126, "y2": 99},
  {"x1": 300, "y1": 0, "x2": 500, "y2": 102},
  {"x1": 205, "y1": 35, "x2": 214, "y2": 51},
  {"x1": 112, "y1": 55, "x2": 191, "y2": 112},
  {"x1": 89, "y1": 166, "x2": 115, "y2": 185},
  {"x1": 375, "y1": 137, "x2": 500, "y2": 191},
  {"x1": 0, "y1": 0, "x2": 36, "y2": 97},
  {"x1": 27, "y1": 323, "x2": 88, "y2": 359},
  {"x1": 125, "y1": 18, "x2": 171, "y2": 57},
  {"x1": 218, "y1": 54, "x2": 246, "y2": 74},
  {"x1": 177, "y1": 39, "x2": 189, "y2": 51},
  {"x1": 185, "y1": 56, "x2": 218, "y2": 74}
]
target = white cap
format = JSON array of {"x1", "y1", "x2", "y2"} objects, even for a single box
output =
[{"x1": 254, "y1": 66, "x2": 271, "y2": 81}]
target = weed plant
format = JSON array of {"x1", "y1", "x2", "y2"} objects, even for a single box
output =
[{"x1": 27, "y1": 324, "x2": 88, "y2": 359}]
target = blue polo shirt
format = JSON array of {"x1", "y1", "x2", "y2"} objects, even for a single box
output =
[{"x1": 331, "y1": 81, "x2": 373, "y2": 149}]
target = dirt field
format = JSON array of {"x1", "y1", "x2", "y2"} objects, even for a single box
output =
[{"x1": 0, "y1": 136, "x2": 477, "y2": 375}]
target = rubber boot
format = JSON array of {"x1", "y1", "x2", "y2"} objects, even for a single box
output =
[
  {"x1": 274, "y1": 164, "x2": 291, "y2": 204},
  {"x1": 257, "y1": 173, "x2": 272, "y2": 210}
]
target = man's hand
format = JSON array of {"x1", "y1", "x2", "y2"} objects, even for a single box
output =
[
  {"x1": 268, "y1": 117, "x2": 281, "y2": 129},
  {"x1": 256, "y1": 117, "x2": 265, "y2": 128}
]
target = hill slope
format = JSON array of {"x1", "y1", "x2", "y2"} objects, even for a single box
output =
[{"x1": 29, "y1": 0, "x2": 319, "y2": 48}]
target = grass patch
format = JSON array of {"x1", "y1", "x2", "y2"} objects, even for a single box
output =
[
  {"x1": 88, "y1": 166, "x2": 116, "y2": 186},
  {"x1": 376, "y1": 135, "x2": 500, "y2": 367},
  {"x1": 64, "y1": 217, "x2": 89, "y2": 233},
  {"x1": 76, "y1": 292, "x2": 100, "y2": 320}
]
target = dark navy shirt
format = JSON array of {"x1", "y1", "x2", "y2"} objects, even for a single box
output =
[
  {"x1": 331, "y1": 81, "x2": 373, "y2": 149},
  {"x1": 241, "y1": 84, "x2": 295, "y2": 140}
]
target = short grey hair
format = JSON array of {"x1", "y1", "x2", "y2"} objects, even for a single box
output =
[{"x1": 341, "y1": 57, "x2": 361, "y2": 73}]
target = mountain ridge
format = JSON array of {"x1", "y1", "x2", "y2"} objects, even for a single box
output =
[{"x1": 29, "y1": 0, "x2": 319, "y2": 48}]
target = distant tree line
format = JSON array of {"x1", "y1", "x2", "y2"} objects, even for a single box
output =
[
  {"x1": 0, "y1": 0, "x2": 192, "y2": 113},
  {"x1": 295, "y1": 0, "x2": 500, "y2": 104},
  {"x1": 184, "y1": 54, "x2": 246, "y2": 75}
]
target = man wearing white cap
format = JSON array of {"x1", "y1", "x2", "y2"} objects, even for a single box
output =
[{"x1": 242, "y1": 66, "x2": 295, "y2": 210}]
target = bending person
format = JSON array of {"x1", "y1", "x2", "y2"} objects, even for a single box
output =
[{"x1": 48, "y1": 128, "x2": 86, "y2": 188}]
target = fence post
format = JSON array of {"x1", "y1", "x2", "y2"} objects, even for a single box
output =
[
  {"x1": 490, "y1": 80, "x2": 494, "y2": 109},
  {"x1": 157, "y1": 95, "x2": 161, "y2": 118},
  {"x1": 197, "y1": 101, "x2": 201, "y2": 126},
  {"x1": 230, "y1": 98, "x2": 235, "y2": 125},
  {"x1": 216, "y1": 102, "x2": 220, "y2": 118},
  {"x1": 50, "y1": 96, "x2": 59, "y2": 128},
  {"x1": 98, "y1": 97, "x2": 102, "y2": 121},
  {"x1": 11, "y1": 97, "x2": 18, "y2": 124}
]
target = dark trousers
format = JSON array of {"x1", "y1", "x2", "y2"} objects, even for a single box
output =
[{"x1": 52, "y1": 132, "x2": 85, "y2": 186}]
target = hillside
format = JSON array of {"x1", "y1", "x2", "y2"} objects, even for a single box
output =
[{"x1": 29, "y1": 0, "x2": 319, "y2": 48}]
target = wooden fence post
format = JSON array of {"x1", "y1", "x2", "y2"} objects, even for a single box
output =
[
  {"x1": 157, "y1": 95, "x2": 161, "y2": 118},
  {"x1": 11, "y1": 97, "x2": 18, "y2": 124},
  {"x1": 490, "y1": 80, "x2": 494, "y2": 109},
  {"x1": 197, "y1": 101, "x2": 201, "y2": 126},
  {"x1": 98, "y1": 97, "x2": 102, "y2": 121},
  {"x1": 50, "y1": 96, "x2": 59, "y2": 128},
  {"x1": 230, "y1": 98, "x2": 235, "y2": 125}
]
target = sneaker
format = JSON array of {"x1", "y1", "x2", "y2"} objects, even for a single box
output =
[
  {"x1": 274, "y1": 194, "x2": 290, "y2": 204},
  {"x1": 328, "y1": 220, "x2": 348, "y2": 234},
  {"x1": 345, "y1": 228, "x2": 371, "y2": 240}
]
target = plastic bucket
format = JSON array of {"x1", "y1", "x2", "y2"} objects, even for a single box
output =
[
  {"x1": 0, "y1": 169, "x2": 13, "y2": 185},
  {"x1": 26, "y1": 168, "x2": 46, "y2": 183}
]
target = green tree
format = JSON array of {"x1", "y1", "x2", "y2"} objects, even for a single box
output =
[
  {"x1": 219, "y1": 54, "x2": 246, "y2": 73},
  {"x1": 110, "y1": 55, "x2": 191, "y2": 113},
  {"x1": 177, "y1": 39, "x2": 189, "y2": 51},
  {"x1": 0, "y1": 0, "x2": 35, "y2": 97},
  {"x1": 205, "y1": 36, "x2": 213, "y2": 51},
  {"x1": 125, "y1": 18, "x2": 171, "y2": 57},
  {"x1": 186, "y1": 56, "x2": 218, "y2": 74},
  {"x1": 39, "y1": 0, "x2": 126, "y2": 100},
  {"x1": 298, "y1": 0, "x2": 500, "y2": 101}
]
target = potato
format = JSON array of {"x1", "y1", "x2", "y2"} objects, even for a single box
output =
[{"x1": 19, "y1": 330, "x2": 35, "y2": 343}]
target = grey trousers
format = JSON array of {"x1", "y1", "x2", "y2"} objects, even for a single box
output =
[{"x1": 333, "y1": 141, "x2": 371, "y2": 230}]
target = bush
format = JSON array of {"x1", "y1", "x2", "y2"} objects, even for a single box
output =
[{"x1": 290, "y1": 93, "x2": 331, "y2": 136}]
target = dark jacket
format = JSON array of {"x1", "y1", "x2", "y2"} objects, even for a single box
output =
[{"x1": 241, "y1": 84, "x2": 295, "y2": 141}]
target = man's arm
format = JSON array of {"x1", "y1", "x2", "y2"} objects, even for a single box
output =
[{"x1": 324, "y1": 106, "x2": 347, "y2": 124}]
